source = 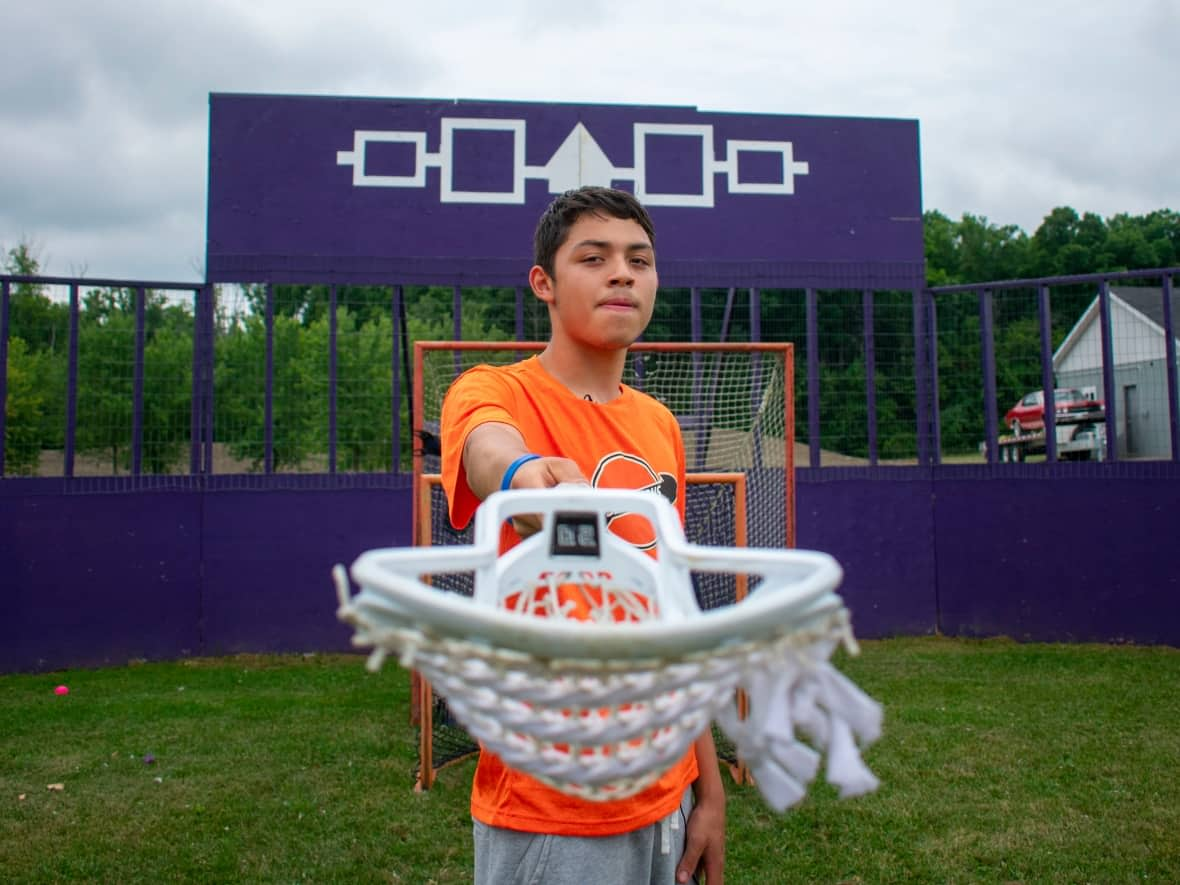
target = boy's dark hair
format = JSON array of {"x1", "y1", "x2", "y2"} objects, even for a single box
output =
[{"x1": 533, "y1": 186, "x2": 656, "y2": 278}]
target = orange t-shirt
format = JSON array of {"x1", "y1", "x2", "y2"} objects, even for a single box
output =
[{"x1": 440, "y1": 355, "x2": 696, "y2": 836}]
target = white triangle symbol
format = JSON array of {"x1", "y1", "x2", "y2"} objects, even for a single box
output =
[{"x1": 541, "y1": 123, "x2": 617, "y2": 192}]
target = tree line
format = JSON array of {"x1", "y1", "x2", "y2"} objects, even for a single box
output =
[
  {"x1": 3, "y1": 206, "x2": 1178, "y2": 473},
  {"x1": 924, "y1": 206, "x2": 1179, "y2": 285}
]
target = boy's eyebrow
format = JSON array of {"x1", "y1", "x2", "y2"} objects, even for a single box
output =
[{"x1": 571, "y1": 239, "x2": 654, "y2": 252}]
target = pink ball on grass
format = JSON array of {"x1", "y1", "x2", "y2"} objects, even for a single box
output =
[{"x1": 54, "y1": 685, "x2": 69, "y2": 696}]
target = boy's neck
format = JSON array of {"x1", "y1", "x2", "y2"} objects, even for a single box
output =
[{"x1": 538, "y1": 342, "x2": 628, "y2": 404}]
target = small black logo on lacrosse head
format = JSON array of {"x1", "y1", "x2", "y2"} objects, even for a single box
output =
[{"x1": 550, "y1": 511, "x2": 600, "y2": 557}]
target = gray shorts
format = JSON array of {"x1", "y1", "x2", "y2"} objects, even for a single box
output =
[{"x1": 472, "y1": 789, "x2": 696, "y2": 885}]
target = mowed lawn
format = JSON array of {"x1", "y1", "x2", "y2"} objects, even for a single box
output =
[{"x1": 2, "y1": 637, "x2": 1177, "y2": 884}]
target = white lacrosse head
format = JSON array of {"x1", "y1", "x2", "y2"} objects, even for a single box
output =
[{"x1": 335, "y1": 486, "x2": 882, "y2": 808}]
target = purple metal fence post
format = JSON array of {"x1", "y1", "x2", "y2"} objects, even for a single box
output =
[
  {"x1": 1097, "y1": 280, "x2": 1118, "y2": 461},
  {"x1": 806, "y1": 287, "x2": 820, "y2": 469},
  {"x1": 632, "y1": 341, "x2": 647, "y2": 390},
  {"x1": 392, "y1": 285, "x2": 402, "y2": 472},
  {"x1": 66, "y1": 284, "x2": 80, "y2": 478},
  {"x1": 265, "y1": 283, "x2": 275, "y2": 474},
  {"x1": 863, "y1": 289, "x2": 878, "y2": 465},
  {"x1": 690, "y1": 287, "x2": 706, "y2": 472},
  {"x1": 1037, "y1": 285, "x2": 1057, "y2": 462},
  {"x1": 188, "y1": 287, "x2": 201, "y2": 474},
  {"x1": 328, "y1": 284, "x2": 338, "y2": 474},
  {"x1": 718, "y1": 287, "x2": 736, "y2": 343},
  {"x1": 1162, "y1": 274, "x2": 1179, "y2": 462},
  {"x1": 453, "y1": 285, "x2": 462, "y2": 340},
  {"x1": 514, "y1": 286, "x2": 525, "y2": 341},
  {"x1": 927, "y1": 290, "x2": 942, "y2": 465},
  {"x1": 911, "y1": 288, "x2": 930, "y2": 466},
  {"x1": 203, "y1": 284, "x2": 215, "y2": 475},
  {"x1": 696, "y1": 288, "x2": 737, "y2": 471},
  {"x1": 453, "y1": 285, "x2": 463, "y2": 377},
  {"x1": 0, "y1": 279, "x2": 8, "y2": 475},
  {"x1": 980, "y1": 289, "x2": 1000, "y2": 464},
  {"x1": 132, "y1": 286, "x2": 146, "y2": 475},
  {"x1": 750, "y1": 288, "x2": 765, "y2": 467}
]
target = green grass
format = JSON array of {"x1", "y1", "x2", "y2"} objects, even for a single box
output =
[{"x1": 2, "y1": 638, "x2": 1178, "y2": 884}]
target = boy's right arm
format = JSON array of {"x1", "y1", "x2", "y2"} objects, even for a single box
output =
[{"x1": 463, "y1": 422, "x2": 588, "y2": 535}]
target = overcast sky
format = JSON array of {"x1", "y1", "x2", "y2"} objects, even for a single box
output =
[{"x1": 2, "y1": 0, "x2": 1177, "y2": 282}]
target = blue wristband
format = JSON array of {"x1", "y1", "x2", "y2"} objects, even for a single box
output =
[{"x1": 500, "y1": 453, "x2": 542, "y2": 491}]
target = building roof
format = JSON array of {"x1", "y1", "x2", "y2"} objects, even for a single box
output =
[
  {"x1": 1053, "y1": 285, "x2": 1179, "y2": 370},
  {"x1": 1110, "y1": 286, "x2": 1180, "y2": 334}
]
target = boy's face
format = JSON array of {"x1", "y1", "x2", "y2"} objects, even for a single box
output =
[{"x1": 529, "y1": 212, "x2": 657, "y2": 352}]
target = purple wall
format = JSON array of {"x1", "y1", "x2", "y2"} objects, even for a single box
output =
[
  {"x1": 796, "y1": 473, "x2": 938, "y2": 638},
  {"x1": 206, "y1": 94, "x2": 923, "y2": 288},
  {"x1": 798, "y1": 465, "x2": 1180, "y2": 645},
  {"x1": 0, "y1": 482, "x2": 412, "y2": 672},
  {"x1": 932, "y1": 467, "x2": 1180, "y2": 644},
  {"x1": 1, "y1": 490, "x2": 203, "y2": 671},
  {"x1": 199, "y1": 488, "x2": 408, "y2": 655},
  {"x1": 3, "y1": 467, "x2": 1177, "y2": 673}
]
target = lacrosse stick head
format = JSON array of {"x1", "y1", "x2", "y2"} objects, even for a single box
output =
[{"x1": 335, "y1": 486, "x2": 882, "y2": 808}]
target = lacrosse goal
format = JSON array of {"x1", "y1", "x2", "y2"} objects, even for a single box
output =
[{"x1": 410, "y1": 341, "x2": 795, "y2": 789}]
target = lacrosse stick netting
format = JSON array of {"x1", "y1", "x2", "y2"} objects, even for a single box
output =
[{"x1": 334, "y1": 486, "x2": 882, "y2": 810}]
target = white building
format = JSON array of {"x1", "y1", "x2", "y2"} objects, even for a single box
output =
[{"x1": 1054, "y1": 286, "x2": 1179, "y2": 458}]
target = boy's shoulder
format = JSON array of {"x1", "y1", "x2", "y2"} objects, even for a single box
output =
[
  {"x1": 452, "y1": 356, "x2": 539, "y2": 388},
  {"x1": 621, "y1": 381, "x2": 674, "y2": 414}
]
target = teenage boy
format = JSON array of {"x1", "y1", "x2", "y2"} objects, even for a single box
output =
[{"x1": 441, "y1": 186, "x2": 725, "y2": 884}]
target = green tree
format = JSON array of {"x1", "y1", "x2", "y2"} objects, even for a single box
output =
[
  {"x1": 1027, "y1": 206, "x2": 1081, "y2": 276},
  {"x1": 1075, "y1": 212, "x2": 1108, "y2": 252},
  {"x1": 992, "y1": 315, "x2": 1043, "y2": 412},
  {"x1": 3, "y1": 242, "x2": 69, "y2": 457},
  {"x1": 75, "y1": 308, "x2": 134, "y2": 472},
  {"x1": 933, "y1": 291, "x2": 1001, "y2": 456},
  {"x1": 922, "y1": 211, "x2": 961, "y2": 286},
  {"x1": 141, "y1": 325, "x2": 194, "y2": 473},
  {"x1": 4, "y1": 242, "x2": 70, "y2": 355},
  {"x1": 3, "y1": 338, "x2": 47, "y2": 474},
  {"x1": 239, "y1": 284, "x2": 416, "y2": 331},
  {"x1": 1105, "y1": 214, "x2": 1161, "y2": 270},
  {"x1": 819, "y1": 357, "x2": 869, "y2": 457},
  {"x1": 73, "y1": 288, "x2": 194, "y2": 473},
  {"x1": 302, "y1": 310, "x2": 395, "y2": 472},
  {"x1": 215, "y1": 313, "x2": 315, "y2": 470},
  {"x1": 957, "y1": 214, "x2": 1031, "y2": 283},
  {"x1": 922, "y1": 212, "x2": 1033, "y2": 285}
]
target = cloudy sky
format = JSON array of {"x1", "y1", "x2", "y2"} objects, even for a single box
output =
[{"x1": 2, "y1": 0, "x2": 1177, "y2": 282}]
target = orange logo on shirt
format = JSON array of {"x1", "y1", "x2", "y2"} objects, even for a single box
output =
[{"x1": 590, "y1": 453, "x2": 678, "y2": 551}]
